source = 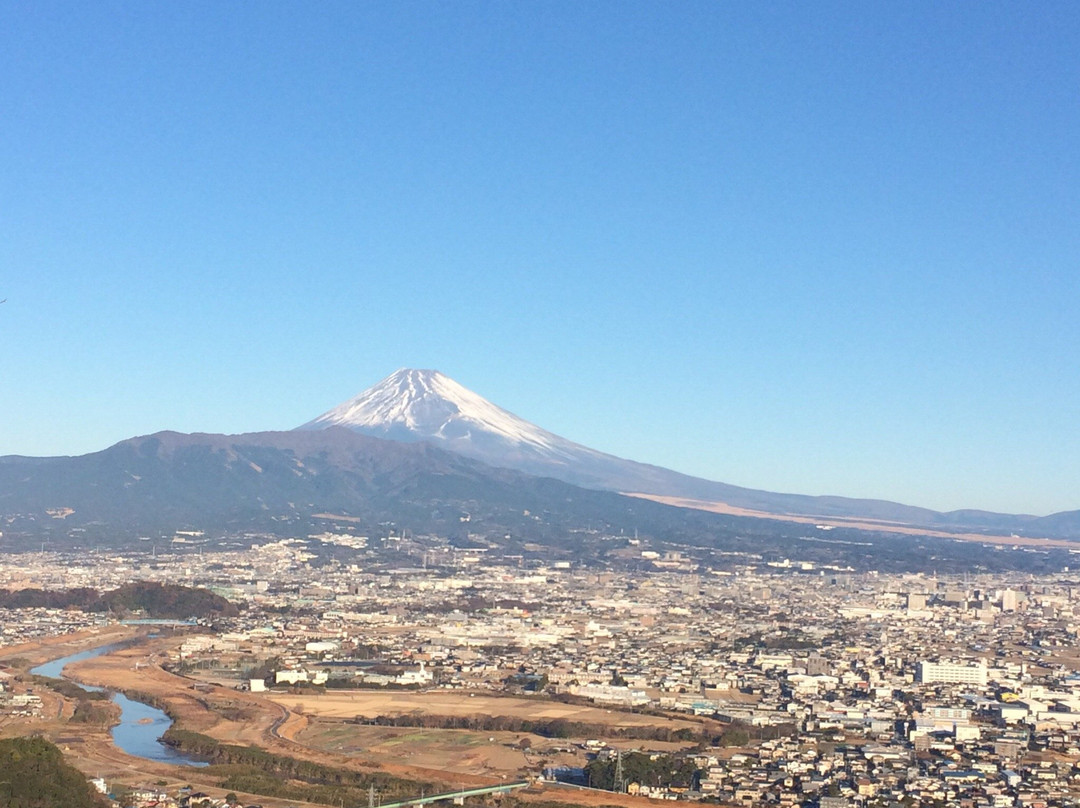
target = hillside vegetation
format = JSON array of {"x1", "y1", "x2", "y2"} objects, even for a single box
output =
[
  {"x1": 0, "y1": 581, "x2": 237, "y2": 618},
  {"x1": 0, "y1": 736, "x2": 105, "y2": 808}
]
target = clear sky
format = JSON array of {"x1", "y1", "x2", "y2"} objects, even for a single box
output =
[{"x1": 2, "y1": 2, "x2": 1078, "y2": 516}]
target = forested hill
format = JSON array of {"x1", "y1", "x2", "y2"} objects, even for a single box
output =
[
  {"x1": 0, "y1": 581, "x2": 238, "y2": 618},
  {"x1": 0, "y1": 736, "x2": 107, "y2": 807}
]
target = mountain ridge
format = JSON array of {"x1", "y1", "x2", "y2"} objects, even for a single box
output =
[
  {"x1": 0, "y1": 426, "x2": 1077, "y2": 553},
  {"x1": 0, "y1": 428, "x2": 792, "y2": 548},
  {"x1": 298, "y1": 369, "x2": 1066, "y2": 533},
  {"x1": 1, "y1": 370, "x2": 1077, "y2": 546}
]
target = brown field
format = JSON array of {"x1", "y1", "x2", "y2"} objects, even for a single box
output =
[
  {"x1": 0, "y1": 631, "x2": 330, "y2": 808},
  {"x1": 297, "y1": 719, "x2": 689, "y2": 776},
  {"x1": 0, "y1": 632, "x2": 690, "y2": 808},
  {"x1": 268, "y1": 690, "x2": 713, "y2": 781},
  {"x1": 298, "y1": 722, "x2": 537, "y2": 775},
  {"x1": 265, "y1": 690, "x2": 702, "y2": 730},
  {"x1": 627, "y1": 492, "x2": 1077, "y2": 547}
]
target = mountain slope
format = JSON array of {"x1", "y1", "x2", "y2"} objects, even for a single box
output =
[
  {"x1": 300, "y1": 368, "x2": 597, "y2": 469},
  {"x1": 0, "y1": 427, "x2": 1077, "y2": 565},
  {"x1": 0, "y1": 428, "x2": 504, "y2": 528},
  {"x1": 299, "y1": 369, "x2": 1075, "y2": 535},
  {"x1": 0, "y1": 428, "x2": 748, "y2": 545}
]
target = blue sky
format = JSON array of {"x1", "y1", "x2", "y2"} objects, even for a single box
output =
[{"x1": 2, "y1": 2, "x2": 1078, "y2": 515}]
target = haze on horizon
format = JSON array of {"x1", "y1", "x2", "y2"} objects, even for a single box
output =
[{"x1": 2, "y1": 3, "x2": 1078, "y2": 517}]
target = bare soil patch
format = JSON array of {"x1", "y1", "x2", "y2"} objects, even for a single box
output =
[{"x1": 265, "y1": 690, "x2": 700, "y2": 730}]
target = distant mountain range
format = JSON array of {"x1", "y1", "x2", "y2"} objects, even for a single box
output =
[
  {"x1": 0, "y1": 428, "x2": 773, "y2": 547},
  {"x1": 300, "y1": 369, "x2": 1080, "y2": 537},
  {"x1": 0, "y1": 368, "x2": 1077, "y2": 545}
]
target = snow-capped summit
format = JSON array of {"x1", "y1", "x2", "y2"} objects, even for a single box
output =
[
  {"x1": 299, "y1": 368, "x2": 588, "y2": 467},
  {"x1": 298, "y1": 369, "x2": 1031, "y2": 525},
  {"x1": 299, "y1": 368, "x2": 747, "y2": 502}
]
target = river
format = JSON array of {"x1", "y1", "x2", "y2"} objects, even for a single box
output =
[{"x1": 31, "y1": 643, "x2": 207, "y2": 767}]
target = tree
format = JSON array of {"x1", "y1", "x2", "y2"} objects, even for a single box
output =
[{"x1": 0, "y1": 736, "x2": 106, "y2": 807}]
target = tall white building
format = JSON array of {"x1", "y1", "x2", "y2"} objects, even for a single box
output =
[{"x1": 917, "y1": 660, "x2": 988, "y2": 686}]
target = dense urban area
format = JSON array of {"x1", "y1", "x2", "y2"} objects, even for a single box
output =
[{"x1": 3, "y1": 526, "x2": 1080, "y2": 808}]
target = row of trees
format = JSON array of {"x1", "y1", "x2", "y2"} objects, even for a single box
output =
[
  {"x1": 714, "y1": 720, "x2": 799, "y2": 747},
  {"x1": 585, "y1": 751, "x2": 700, "y2": 791},
  {"x1": 28, "y1": 674, "x2": 114, "y2": 726},
  {"x1": 211, "y1": 765, "x2": 387, "y2": 808},
  {"x1": 28, "y1": 674, "x2": 109, "y2": 703},
  {"x1": 359, "y1": 712, "x2": 707, "y2": 742},
  {"x1": 162, "y1": 729, "x2": 431, "y2": 801}
]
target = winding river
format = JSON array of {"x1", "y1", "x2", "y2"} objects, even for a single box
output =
[{"x1": 31, "y1": 643, "x2": 207, "y2": 767}]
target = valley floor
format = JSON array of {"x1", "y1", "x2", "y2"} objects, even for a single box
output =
[{"x1": 0, "y1": 632, "x2": 684, "y2": 808}]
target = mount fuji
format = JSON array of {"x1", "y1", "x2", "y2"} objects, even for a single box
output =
[
  {"x1": 298, "y1": 369, "x2": 1047, "y2": 531},
  {"x1": 299, "y1": 368, "x2": 610, "y2": 479},
  {"x1": 299, "y1": 368, "x2": 730, "y2": 502},
  {"x1": 1, "y1": 368, "x2": 1077, "y2": 546}
]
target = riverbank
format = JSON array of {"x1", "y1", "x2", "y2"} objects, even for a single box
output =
[
  {"x1": 5, "y1": 631, "x2": 677, "y2": 808},
  {"x1": 31, "y1": 644, "x2": 207, "y2": 767},
  {"x1": 1, "y1": 632, "x2": 336, "y2": 808},
  {"x1": 0, "y1": 624, "x2": 138, "y2": 668}
]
